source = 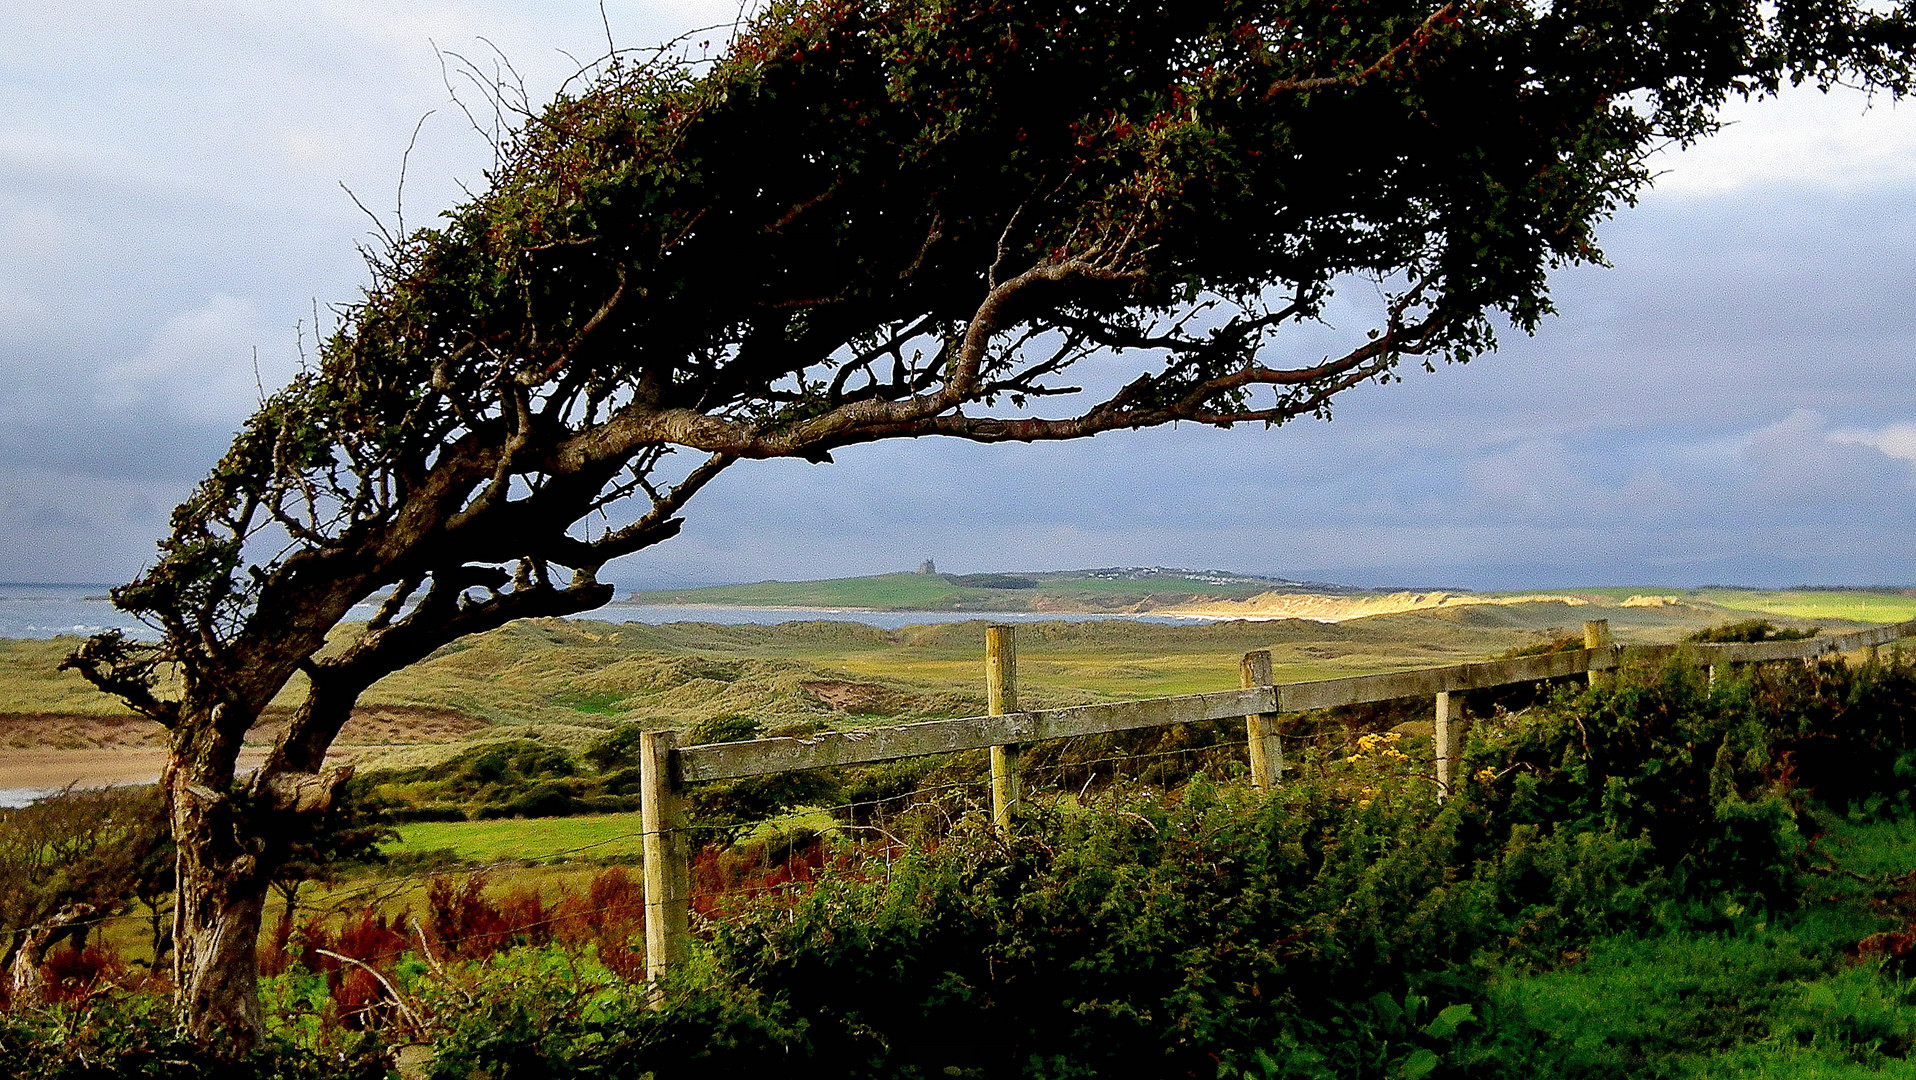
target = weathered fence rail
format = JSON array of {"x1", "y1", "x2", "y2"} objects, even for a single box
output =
[
  {"x1": 638, "y1": 614, "x2": 1916, "y2": 986},
  {"x1": 677, "y1": 686, "x2": 1279, "y2": 782}
]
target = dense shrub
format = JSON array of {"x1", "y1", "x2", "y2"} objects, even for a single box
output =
[
  {"x1": 418, "y1": 653, "x2": 1916, "y2": 1078},
  {"x1": 1685, "y1": 619, "x2": 1819, "y2": 643},
  {"x1": 0, "y1": 993, "x2": 388, "y2": 1080}
]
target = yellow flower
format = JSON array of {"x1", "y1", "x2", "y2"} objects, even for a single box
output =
[{"x1": 1474, "y1": 767, "x2": 1496, "y2": 783}]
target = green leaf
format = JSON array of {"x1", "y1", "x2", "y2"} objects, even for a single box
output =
[
  {"x1": 1422, "y1": 1003, "x2": 1476, "y2": 1041},
  {"x1": 1370, "y1": 990, "x2": 1403, "y2": 1026},
  {"x1": 1396, "y1": 1048, "x2": 1442, "y2": 1080}
]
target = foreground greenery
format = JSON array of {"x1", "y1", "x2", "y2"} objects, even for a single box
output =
[{"x1": 12, "y1": 651, "x2": 1916, "y2": 1077}]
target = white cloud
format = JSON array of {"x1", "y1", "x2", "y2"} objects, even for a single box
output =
[
  {"x1": 1651, "y1": 85, "x2": 1916, "y2": 195},
  {"x1": 1831, "y1": 421, "x2": 1916, "y2": 464},
  {"x1": 97, "y1": 295, "x2": 292, "y2": 422}
]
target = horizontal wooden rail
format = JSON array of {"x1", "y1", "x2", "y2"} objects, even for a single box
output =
[
  {"x1": 674, "y1": 617, "x2": 1916, "y2": 784},
  {"x1": 678, "y1": 687, "x2": 1277, "y2": 782},
  {"x1": 1274, "y1": 648, "x2": 1599, "y2": 712}
]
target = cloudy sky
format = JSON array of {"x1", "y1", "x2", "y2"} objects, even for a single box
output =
[{"x1": 3, "y1": 2, "x2": 1914, "y2": 591}]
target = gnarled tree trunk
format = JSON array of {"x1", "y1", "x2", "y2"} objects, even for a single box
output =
[
  {"x1": 169, "y1": 772, "x2": 268, "y2": 1040},
  {"x1": 6, "y1": 902, "x2": 97, "y2": 1008},
  {"x1": 165, "y1": 705, "x2": 352, "y2": 1045}
]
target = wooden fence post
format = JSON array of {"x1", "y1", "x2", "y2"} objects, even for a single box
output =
[
  {"x1": 639, "y1": 728, "x2": 690, "y2": 996},
  {"x1": 1433, "y1": 690, "x2": 1452, "y2": 802},
  {"x1": 1240, "y1": 650, "x2": 1282, "y2": 789},
  {"x1": 987, "y1": 624, "x2": 1021, "y2": 830},
  {"x1": 1584, "y1": 619, "x2": 1613, "y2": 689}
]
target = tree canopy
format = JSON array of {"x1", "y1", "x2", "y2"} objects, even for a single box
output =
[{"x1": 63, "y1": 0, "x2": 1914, "y2": 1044}]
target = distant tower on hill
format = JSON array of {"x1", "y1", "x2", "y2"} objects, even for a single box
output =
[{"x1": 918, "y1": 559, "x2": 936, "y2": 575}]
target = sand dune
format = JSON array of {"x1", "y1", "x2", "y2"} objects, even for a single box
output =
[{"x1": 1158, "y1": 590, "x2": 1598, "y2": 622}]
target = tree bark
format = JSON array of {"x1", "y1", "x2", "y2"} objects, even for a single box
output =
[
  {"x1": 168, "y1": 755, "x2": 270, "y2": 1044},
  {"x1": 7, "y1": 902, "x2": 96, "y2": 1008},
  {"x1": 165, "y1": 701, "x2": 357, "y2": 1048}
]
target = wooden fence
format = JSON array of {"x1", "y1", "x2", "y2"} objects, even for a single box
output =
[{"x1": 637, "y1": 615, "x2": 1916, "y2": 986}]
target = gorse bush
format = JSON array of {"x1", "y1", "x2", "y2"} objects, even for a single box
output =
[
  {"x1": 1460, "y1": 658, "x2": 1807, "y2": 914},
  {"x1": 1684, "y1": 619, "x2": 1820, "y2": 644}
]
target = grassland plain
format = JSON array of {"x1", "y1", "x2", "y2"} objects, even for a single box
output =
[
  {"x1": 0, "y1": 593, "x2": 1886, "y2": 784},
  {"x1": 389, "y1": 811, "x2": 650, "y2": 864}
]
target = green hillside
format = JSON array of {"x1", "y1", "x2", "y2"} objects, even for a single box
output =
[
  {"x1": 618, "y1": 567, "x2": 1317, "y2": 612},
  {"x1": 622, "y1": 570, "x2": 1916, "y2": 622}
]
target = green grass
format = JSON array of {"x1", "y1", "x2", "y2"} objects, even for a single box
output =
[
  {"x1": 0, "y1": 637, "x2": 153, "y2": 715},
  {"x1": 388, "y1": 811, "x2": 649, "y2": 863},
  {"x1": 1700, "y1": 590, "x2": 1916, "y2": 624},
  {"x1": 1474, "y1": 813, "x2": 1916, "y2": 1078}
]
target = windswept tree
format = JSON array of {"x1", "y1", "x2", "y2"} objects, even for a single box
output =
[{"x1": 63, "y1": 0, "x2": 1912, "y2": 1045}]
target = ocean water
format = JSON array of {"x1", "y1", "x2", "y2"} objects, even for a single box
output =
[
  {"x1": 0, "y1": 583, "x2": 158, "y2": 640},
  {"x1": 0, "y1": 584, "x2": 1206, "y2": 642}
]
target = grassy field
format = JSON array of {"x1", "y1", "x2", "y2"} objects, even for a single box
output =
[
  {"x1": 7, "y1": 581, "x2": 1905, "y2": 795},
  {"x1": 1480, "y1": 810, "x2": 1916, "y2": 1078},
  {"x1": 0, "y1": 637, "x2": 159, "y2": 716},
  {"x1": 3, "y1": 591, "x2": 1874, "y2": 776},
  {"x1": 390, "y1": 811, "x2": 650, "y2": 864},
  {"x1": 1702, "y1": 589, "x2": 1916, "y2": 624},
  {"x1": 1495, "y1": 586, "x2": 1916, "y2": 624}
]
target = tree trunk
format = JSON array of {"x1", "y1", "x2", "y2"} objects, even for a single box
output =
[
  {"x1": 164, "y1": 705, "x2": 354, "y2": 1048},
  {"x1": 166, "y1": 734, "x2": 270, "y2": 1046},
  {"x1": 7, "y1": 903, "x2": 96, "y2": 1008}
]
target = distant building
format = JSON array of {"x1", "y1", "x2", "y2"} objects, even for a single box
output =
[{"x1": 918, "y1": 559, "x2": 936, "y2": 575}]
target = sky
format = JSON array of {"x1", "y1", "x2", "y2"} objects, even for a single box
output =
[{"x1": 1, "y1": 2, "x2": 1914, "y2": 592}]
